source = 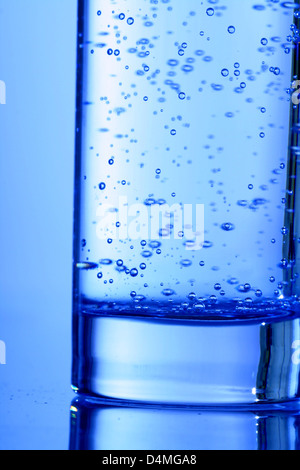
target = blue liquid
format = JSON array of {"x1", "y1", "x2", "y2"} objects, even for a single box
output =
[
  {"x1": 73, "y1": 1, "x2": 300, "y2": 404},
  {"x1": 75, "y1": 1, "x2": 300, "y2": 312}
]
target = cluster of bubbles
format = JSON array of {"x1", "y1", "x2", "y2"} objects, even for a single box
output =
[{"x1": 76, "y1": 1, "x2": 300, "y2": 315}]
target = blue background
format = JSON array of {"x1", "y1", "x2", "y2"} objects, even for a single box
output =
[
  {"x1": 0, "y1": 0, "x2": 299, "y2": 451},
  {"x1": 0, "y1": 0, "x2": 76, "y2": 449}
]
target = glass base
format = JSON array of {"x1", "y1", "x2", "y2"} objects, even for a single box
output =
[{"x1": 72, "y1": 310, "x2": 300, "y2": 406}]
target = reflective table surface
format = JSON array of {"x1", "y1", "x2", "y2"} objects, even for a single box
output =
[{"x1": 0, "y1": 303, "x2": 299, "y2": 450}]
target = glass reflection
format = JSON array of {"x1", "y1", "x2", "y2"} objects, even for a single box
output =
[{"x1": 69, "y1": 396, "x2": 300, "y2": 451}]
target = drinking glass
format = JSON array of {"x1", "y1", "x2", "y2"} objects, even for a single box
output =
[{"x1": 72, "y1": 0, "x2": 300, "y2": 406}]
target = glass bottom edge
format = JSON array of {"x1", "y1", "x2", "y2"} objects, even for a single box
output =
[
  {"x1": 71, "y1": 391, "x2": 300, "y2": 412},
  {"x1": 72, "y1": 310, "x2": 300, "y2": 406}
]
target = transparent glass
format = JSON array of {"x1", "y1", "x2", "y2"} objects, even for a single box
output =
[{"x1": 72, "y1": 0, "x2": 300, "y2": 406}]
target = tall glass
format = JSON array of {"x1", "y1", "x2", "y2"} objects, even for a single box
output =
[{"x1": 72, "y1": 0, "x2": 300, "y2": 406}]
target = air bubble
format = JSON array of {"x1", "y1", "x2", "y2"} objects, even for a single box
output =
[
  {"x1": 221, "y1": 222, "x2": 235, "y2": 232},
  {"x1": 180, "y1": 259, "x2": 192, "y2": 267},
  {"x1": 162, "y1": 289, "x2": 176, "y2": 296},
  {"x1": 130, "y1": 268, "x2": 139, "y2": 277},
  {"x1": 188, "y1": 292, "x2": 196, "y2": 301},
  {"x1": 141, "y1": 250, "x2": 153, "y2": 258}
]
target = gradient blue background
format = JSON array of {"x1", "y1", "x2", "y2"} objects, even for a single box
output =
[{"x1": 0, "y1": 0, "x2": 76, "y2": 449}]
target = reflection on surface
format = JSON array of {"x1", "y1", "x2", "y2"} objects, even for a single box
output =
[{"x1": 69, "y1": 396, "x2": 300, "y2": 450}]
